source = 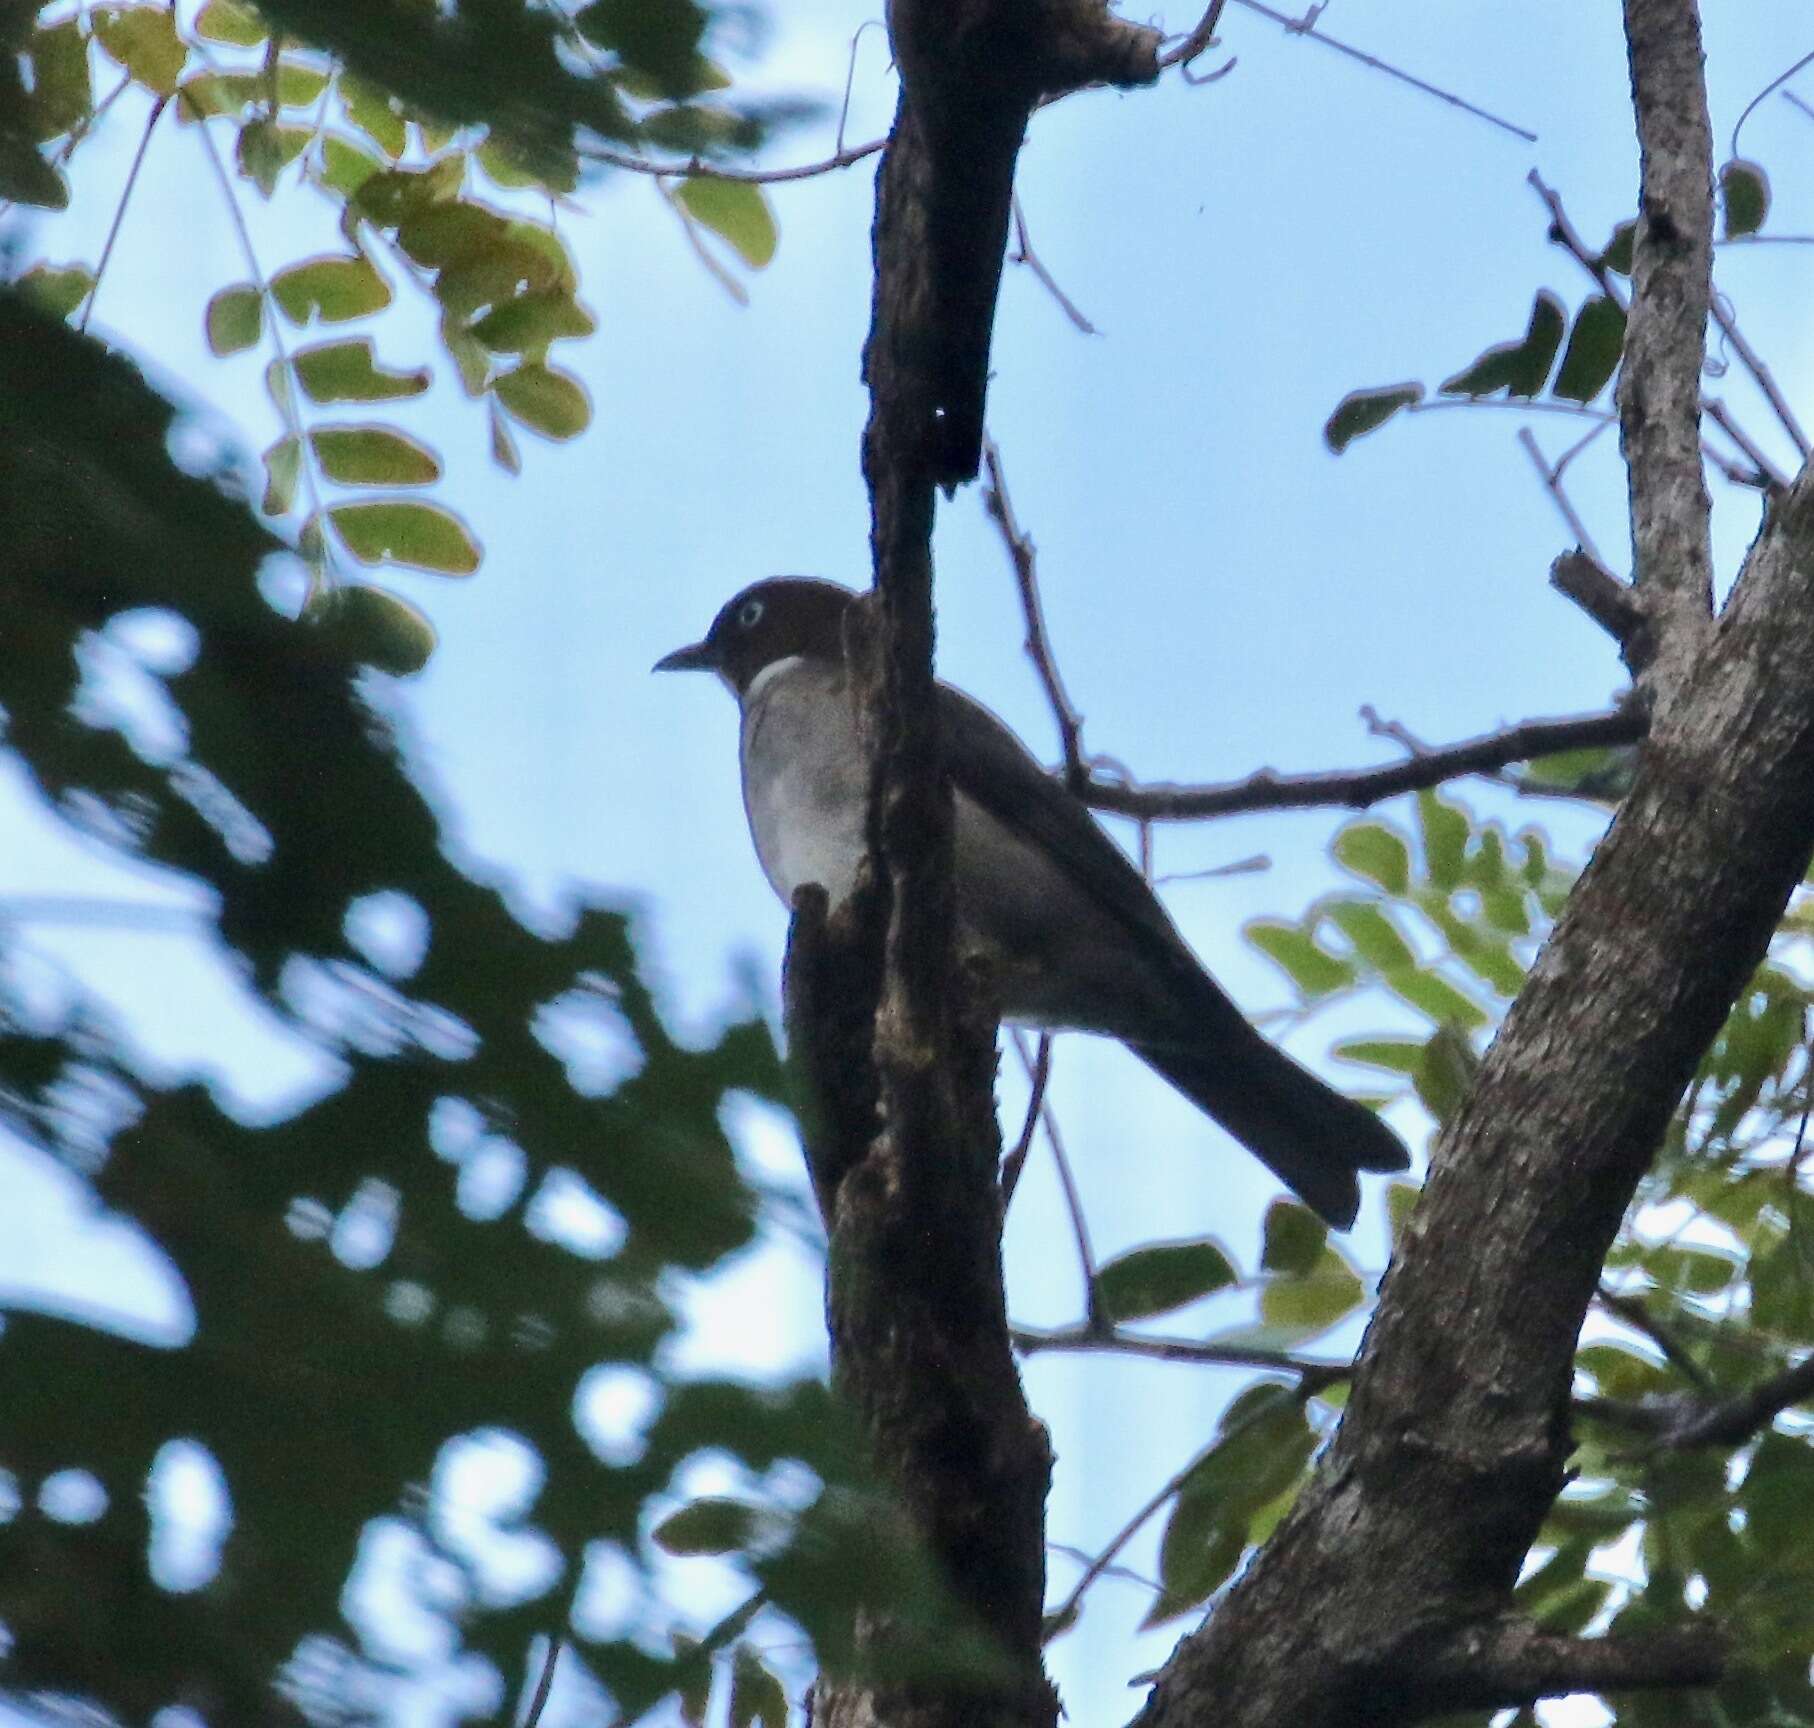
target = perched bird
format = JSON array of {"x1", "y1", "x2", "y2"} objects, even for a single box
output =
[{"x1": 656, "y1": 578, "x2": 1408, "y2": 1227}]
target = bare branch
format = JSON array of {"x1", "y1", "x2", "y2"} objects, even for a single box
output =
[
  {"x1": 1730, "y1": 47, "x2": 1814, "y2": 159},
  {"x1": 1518, "y1": 427, "x2": 1615, "y2": 574},
  {"x1": 580, "y1": 135, "x2": 886, "y2": 186},
  {"x1": 1157, "y1": 0, "x2": 1229, "y2": 73},
  {"x1": 1529, "y1": 168, "x2": 1628, "y2": 306},
  {"x1": 1008, "y1": 196, "x2": 1099, "y2": 335},
  {"x1": 1549, "y1": 548, "x2": 1645, "y2": 653},
  {"x1": 1013, "y1": 1324, "x2": 1351, "y2": 1392},
  {"x1": 1010, "y1": 1031, "x2": 1101, "y2": 1327},
  {"x1": 1709, "y1": 293, "x2": 1811, "y2": 461},
  {"x1": 1000, "y1": 1031, "x2": 1052, "y2": 1200},
  {"x1": 1414, "y1": 1616, "x2": 1728, "y2": 1713},
  {"x1": 982, "y1": 438, "x2": 1089, "y2": 784},
  {"x1": 1584, "y1": 1351, "x2": 1814, "y2": 1451},
  {"x1": 1596, "y1": 1282, "x2": 1715, "y2": 1394},
  {"x1": 1618, "y1": 0, "x2": 1717, "y2": 661},
  {"x1": 1228, "y1": 0, "x2": 1536, "y2": 143},
  {"x1": 1080, "y1": 707, "x2": 1647, "y2": 821}
]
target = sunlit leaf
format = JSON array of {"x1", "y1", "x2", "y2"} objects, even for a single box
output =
[
  {"x1": 237, "y1": 117, "x2": 311, "y2": 196},
  {"x1": 195, "y1": 0, "x2": 267, "y2": 45},
  {"x1": 343, "y1": 74, "x2": 406, "y2": 158},
  {"x1": 1334, "y1": 822, "x2": 1411, "y2": 894},
  {"x1": 311, "y1": 425, "x2": 441, "y2": 487},
  {"x1": 494, "y1": 362, "x2": 590, "y2": 439},
  {"x1": 1333, "y1": 1038, "x2": 1424, "y2": 1077},
  {"x1": 1096, "y1": 1238, "x2": 1237, "y2": 1322},
  {"x1": 1245, "y1": 921, "x2": 1356, "y2": 999},
  {"x1": 294, "y1": 338, "x2": 430, "y2": 403},
  {"x1": 261, "y1": 435, "x2": 301, "y2": 515},
  {"x1": 1261, "y1": 1201, "x2": 1325, "y2": 1276},
  {"x1": 205, "y1": 283, "x2": 263, "y2": 356},
  {"x1": 271, "y1": 255, "x2": 392, "y2": 325},
  {"x1": 1324, "y1": 901, "x2": 1417, "y2": 975},
  {"x1": 19, "y1": 263, "x2": 94, "y2": 320},
  {"x1": 0, "y1": 137, "x2": 68, "y2": 209},
  {"x1": 26, "y1": 21, "x2": 91, "y2": 141},
  {"x1": 93, "y1": 6, "x2": 186, "y2": 97},
  {"x1": 471, "y1": 291, "x2": 597, "y2": 355},
  {"x1": 488, "y1": 401, "x2": 521, "y2": 475},
  {"x1": 319, "y1": 133, "x2": 386, "y2": 198},
  {"x1": 1418, "y1": 791, "x2": 1468, "y2": 890},
  {"x1": 676, "y1": 177, "x2": 778, "y2": 268},
  {"x1": 331, "y1": 499, "x2": 480, "y2": 574}
]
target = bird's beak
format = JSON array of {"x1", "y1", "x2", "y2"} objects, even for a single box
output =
[{"x1": 653, "y1": 639, "x2": 717, "y2": 674}]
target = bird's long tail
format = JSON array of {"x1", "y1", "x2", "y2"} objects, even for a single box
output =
[{"x1": 1130, "y1": 988, "x2": 1409, "y2": 1229}]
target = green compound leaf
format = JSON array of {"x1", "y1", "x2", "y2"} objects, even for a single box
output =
[
  {"x1": 310, "y1": 425, "x2": 441, "y2": 487},
  {"x1": 261, "y1": 435, "x2": 301, "y2": 515},
  {"x1": 331, "y1": 499, "x2": 480, "y2": 574},
  {"x1": 1334, "y1": 821, "x2": 1411, "y2": 894},
  {"x1": 1096, "y1": 1237, "x2": 1238, "y2": 1322},
  {"x1": 271, "y1": 255, "x2": 392, "y2": 326},
  {"x1": 471, "y1": 291, "x2": 597, "y2": 355},
  {"x1": 652, "y1": 1497, "x2": 757, "y2": 1557},
  {"x1": 1323, "y1": 382, "x2": 1422, "y2": 454},
  {"x1": 19, "y1": 263, "x2": 94, "y2": 319},
  {"x1": 676, "y1": 177, "x2": 778, "y2": 268},
  {"x1": 1720, "y1": 158, "x2": 1770, "y2": 240},
  {"x1": 1553, "y1": 296, "x2": 1626, "y2": 404},
  {"x1": 93, "y1": 6, "x2": 187, "y2": 97},
  {"x1": 294, "y1": 338, "x2": 430, "y2": 403},
  {"x1": 494, "y1": 362, "x2": 590, "y2": 439},
  {"x1": 195, "y1": 0, "x2": 267, "y2": 45},
  {"x1": 307, "y1": 583, "x2": 438, "y2": 675},
  {"x1": 205, "y1": 283, "x2": 263, "y2": 356},
  {"x1": 1439, "y1": 290, "x2": 1566, "y2": 399},
  {"x1": 1246, "y1": 920, "x2": 1357, "y2": 998}
]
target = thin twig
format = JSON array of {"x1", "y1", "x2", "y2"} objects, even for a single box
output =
[
  {"x1": 1596, "y1": 1283, "x2": 1715, "y2": 1395},
  {"x1": 1516, "y1": 427, "x2": 1613, "y2": 574},
  {"x1": 1047, "y1": 1540, "x2": 1162, "y2": 1597},
  {"x1": 1730, "y1": 48, "x2": 1814, "y2": 159},
  {"x1": 1228, "y1": 0, "x2": 1536, "y2": 142},
  {"x1": 1549, "y1": 549, "x2": 1645, "y2": 651},
  {"x1": 1157, "y1": 0, "x2": 1230, "y2": 72},
  {"x1": 518, "y1": 1635, "x2": 563, "y2": 1728},
  {"x1": 1708, "y1": 293, "x2": 1810, "y2": 459},
  {"x1": 1081, "y1": 707, "x2": 1647, "y2": 821},
  {"x1": 982, "y1": 438, "x2": 1089, "y2": 785},
  {"x1": 1528, "y1": 169, "x2": 1627, "y2": 306},
  {"x1": 1001, "y1": 1032, "x2": 1052, "y2": 1201},
  {"x1": 1014, "y1": 1324, "x2": 1351, "y2": 1391},
  {"x1": 79, "y1": 92, "x2": 171, "y2": 333},
  {"x1": 1786, "y1": 90, "x2": 1814, "y2": 126},
  {"x1": 1009, "y1": 195, "x2": 1098, "y2": 335},
  {"x1": 1404, "y1": 397, "x2": 1614, "y2": 425},
  {"x1": 581, "y1": 135, "x2": 885, "y2": 185},
  {"x1": 1703, "y1": 397, "x2": 1789, "y2": 491},
  {"x1": 835, "y1": 20, "x2": 883, "y2": 155},
  {"x1": 1043, "y1": 1385, "x2": 1308, "y2": 1635},
  {"x1": 1012, "y1": 1030, "x2": 1101, "y2": 1328}
]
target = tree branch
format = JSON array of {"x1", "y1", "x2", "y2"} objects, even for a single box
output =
[
  {"x1": 1013, "y1": 1325, "x2": 1350, "y2": 1392},
  {"x1": 1582, "y1": 1351, "x2": 1814, "y2": 1451},
  {"x1": 1412, "y1": 1616, "x2": 1729, "y2": 1714},
  {"x1": 1079, "y1": 707, "x2": 1646, "y2": 821},
  {"x1": 1618, "y1": 0, "x2": 1717, "y2": 674},
  {"x1": 1130, "y1": 12, "x2": 1814, "y2": 1718}
]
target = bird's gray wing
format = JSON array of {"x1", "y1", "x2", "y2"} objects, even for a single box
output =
[{"x1": 936, "y1": 682, "x2": 1187, "y2": 960}]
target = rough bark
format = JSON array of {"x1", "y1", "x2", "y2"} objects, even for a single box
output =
[
  {"x1": 783, "y1": 5, "x2": 1160, "y2": 1727},
  {"x1": 1133, "y1": 6, "x2": 1809, "y2": 1723}
]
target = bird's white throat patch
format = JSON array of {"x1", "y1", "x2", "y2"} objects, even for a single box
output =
[{"x1": 742, "y1": 653, "x2": 807, "y2": 706}]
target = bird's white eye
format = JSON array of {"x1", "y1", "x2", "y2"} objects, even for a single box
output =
[{"x1": 737, "y1": 598, "x2": 764, "y2": 629}]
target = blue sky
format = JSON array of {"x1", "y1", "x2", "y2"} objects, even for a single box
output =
[{"x1": 5, "y1": 2, "x2": 1814, "y2": 1723}]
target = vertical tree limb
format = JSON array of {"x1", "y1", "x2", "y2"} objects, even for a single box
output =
[
  {"x1": 1619, "y1": 0, "x2": 1717, "y2": 678},
  {"x1": 788, "y1": 6, "x2": 1160, "y2": 1727}
]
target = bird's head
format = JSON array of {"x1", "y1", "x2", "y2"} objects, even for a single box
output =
[{"x1": 654, "y1": 577, "x2": 857, "y2": 696}]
